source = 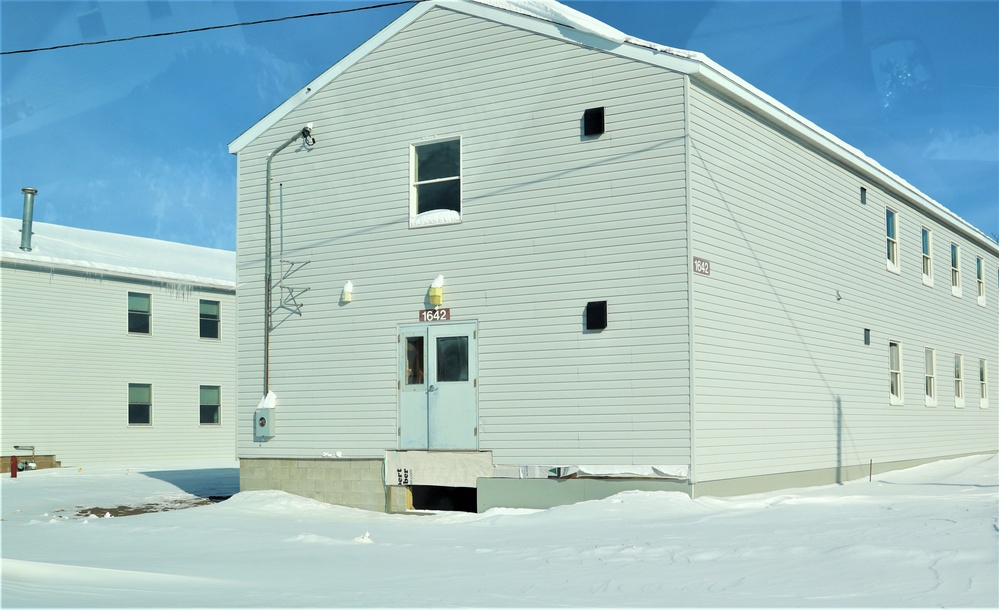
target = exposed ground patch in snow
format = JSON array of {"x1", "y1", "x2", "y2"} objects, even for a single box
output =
[{"x1": 2, "y1": 455, "x2": 996, "y2": 607}]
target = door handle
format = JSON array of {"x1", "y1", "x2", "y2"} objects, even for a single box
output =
[{"x1": 428, "y1": 384, "x2": 439, "y2": 393}]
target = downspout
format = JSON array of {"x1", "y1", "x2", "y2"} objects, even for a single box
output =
[
  {"x1": 19, "y1": 187, "x2": 38, "y2": 251},
  {"x1": 264, "y1": 125, "x2": 314, "y2": 395}
]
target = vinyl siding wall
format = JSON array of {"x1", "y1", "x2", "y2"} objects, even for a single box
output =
[
  {"x1": 235, "y1": 7, "x2": 691, "y2": 466},
  {"x1": 687, "y1": 81, "x2": 999, "y2": 483},
  {"x1": 0, "y1": 265, "x2": 236, "y2": 465}
]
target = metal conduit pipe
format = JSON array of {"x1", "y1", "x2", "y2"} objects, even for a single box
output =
[{"x1": 263, "y1": 125, "x2": 313, "y2": 395}]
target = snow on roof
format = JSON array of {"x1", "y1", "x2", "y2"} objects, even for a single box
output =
[{"x1": 1, "y1": 217, "x2": 235, "y2": 289}]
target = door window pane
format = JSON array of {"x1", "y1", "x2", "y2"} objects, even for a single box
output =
[
  {"x1": 436, "y1": 336, "x2": 468, "y2": 382},
  {"x1": 406, "y1": 337, "x2": 425, "y2": 385}
]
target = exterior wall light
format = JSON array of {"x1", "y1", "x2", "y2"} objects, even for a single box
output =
[
  {"x1": 429, "y1": 275, "x2": 444, "y2": 306},
  {"x1": 341, "y1": 281, "x2": 353, "y2": 303}
]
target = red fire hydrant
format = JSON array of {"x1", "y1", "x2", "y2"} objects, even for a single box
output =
[{"x1": 10, "y1": 456, "x2": 17, "y2": 478}]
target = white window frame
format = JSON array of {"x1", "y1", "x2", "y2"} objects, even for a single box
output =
[
  {"x1": 976, "y1": 257, "x2": 986, "y2": 306},
  {"x1": 885, "y1": 207, "x2": 899, "y2": 274},
  {"x1": 128, "y1": 383, "x2": 152, "y2": 426},
  {"x1": 950, "y1": 243, "x2": 961, "y2": 297},
  {"x1": 920, "y1": 227, "x2": 933, "y2": 286},
  {"x1": 889, "y1": 341, "x2": 903, "y2": 405},
  {"x1": 980, "y1": 359, "x2": 989, "y2": 409},
  {"x1": 924, "y1": 347, "x2": 936, "y2": 407},
  {"x1": 409, "y1": 136, "x2": 462, "y2": 228},
  {"x1": 200, "y1": 299, "x2": 221, "y2": 340},
  {"x1": 128, "y1": 292, "x2": 152, "y2": 335},
  {"x1": 954, "y1": 353, "x2": 965, "y2": 408},
  {"x1": 200, "y1": 385, "x2": 222, "y2": 426}
]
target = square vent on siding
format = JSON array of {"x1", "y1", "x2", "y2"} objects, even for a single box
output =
[{"x1": 582, "y1": 107, "x2": 605, "y2": 137}]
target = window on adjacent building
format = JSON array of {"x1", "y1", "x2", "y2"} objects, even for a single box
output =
[
  {"x1": 889, "y1": 341, "x2": 903, "y2": 404},
  {"x1": 921, "y1": 227, "x2": 933, "y2": 285},
  {"x1": 976, "y1": 257, "x2": 985, "y2": 305},
  {"x1": 950, "y1": 243, "x2": 961, "y2": 296},
  {"x1": 200, "y1": 385, "x2": 221, "y2": 425},
  {"x1": 924, "y1": 347, "x2": 936, "y2": 406},
  {"x1": 128, "y1": 292, "x2": 151, "y2": 334},
  {"x1": 200, "y1": 300, "x2": 220, "y2": 339},
  {"x1": 954, "y1": 353, "x2": 964, "y2": 407},
  {"x1": 128, "y1": 383, "x2": 152, "y2": 425},
  {"x1": 411, "y1": 137, "x2": 461, "y2": 225},
  {"x1": 885, "y1": 208, "x2": 899, "y2": 272},
  {"x1": 980, "y1": 359, "x2": 989, "y2": 409}
]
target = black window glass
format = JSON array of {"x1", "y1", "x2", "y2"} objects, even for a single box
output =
[{"x1": 436, "y1": 336, "x2": 468, "y2": 382}]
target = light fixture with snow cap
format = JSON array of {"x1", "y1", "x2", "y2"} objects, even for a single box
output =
[
  {"x1": 429, "y1": 274, "x2": 444, "y2": 307},
  {"x1": 341, "y1": 281, "x2": 353, "y2": 304}
]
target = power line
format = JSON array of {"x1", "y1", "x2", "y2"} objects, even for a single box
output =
[{"x1": 1, "y1": 0, "x2": 423, "y2": 56}]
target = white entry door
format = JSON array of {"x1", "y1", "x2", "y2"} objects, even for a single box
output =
[{"x1": 399, "y1": 322, "x2": 477, "y2": 450}]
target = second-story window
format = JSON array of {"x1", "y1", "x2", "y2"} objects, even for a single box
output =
[
  {"x1": 128, "y1": 292, "x2": 151, "y2": 334},
  {"x1": 885, "y1": 208, "x2": 899, "y2": 272},
  {"x1": 976, "y1": 257, "x2": 985, "y2": 305},
  {"x1": 950, "y1": 243, "x2": 961, "y2": 296},
  {"x1": 920, "y1": 227, "x2": 933, "y2": 285},
  {"x1": 200, "y1": 300, "x2": 220, "y2": 339},
  {"x1": 411, "y1": 137, "x2": 461, "y2": 226}
]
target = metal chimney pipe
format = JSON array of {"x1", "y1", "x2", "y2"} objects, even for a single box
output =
[{"x1": 20, "y1": 187, "x2": 38, "y2": 251}]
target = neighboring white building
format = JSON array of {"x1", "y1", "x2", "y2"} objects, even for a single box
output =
[
  {"x1": 1, "y1": 215, "x2": 236, "y2": 467},
  {"x1": 229, "y1": 0, "x2": 998, "y2": 512}
]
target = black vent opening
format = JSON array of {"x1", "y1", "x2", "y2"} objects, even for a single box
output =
[{"x1": 583, "y1": 107, "x2": 605, "y2": 136}]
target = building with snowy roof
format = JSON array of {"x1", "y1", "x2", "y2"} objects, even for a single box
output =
[
  {"x1": 229, "y1": 0, "x2": 998, "y2": 512},
  {"x1": 1, "y1": 209, "x2": 236, "y2": 468}
]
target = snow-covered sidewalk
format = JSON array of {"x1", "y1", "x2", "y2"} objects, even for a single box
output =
[{"x1": 2, "y1": 455, "x2": 996, "y2": 607}]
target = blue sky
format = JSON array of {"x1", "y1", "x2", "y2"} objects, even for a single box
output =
[{"x1": 2, "y1": 1, "x2": 997, "y2": 250}]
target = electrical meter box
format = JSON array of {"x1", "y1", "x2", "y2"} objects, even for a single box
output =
[{"x1": 254, "y1": 406, "x2": 275, "y2": 441}]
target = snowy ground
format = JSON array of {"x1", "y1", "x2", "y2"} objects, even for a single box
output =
[{"x1": 2, "y1": 455, "x2": 996, "y2": 608}]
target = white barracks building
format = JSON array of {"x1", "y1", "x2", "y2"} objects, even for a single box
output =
[{"x1": 229, "y1": 0, "x2": 998, "y2": 512}]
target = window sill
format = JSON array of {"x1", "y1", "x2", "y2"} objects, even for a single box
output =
[
  {"x1": 977, "y1": 296, "x2": 986, "y2": 307},
  {"x1": 889, "y1": 396, "x2": 904, "y2": 406},
  {"x1": 954, "y1": 398, "x2": 965, "y2": 409},
  {"x1": 951, "y1": 286, "x2": 962, "y2": 298},
  {"x1": 886, "y1": 261, "x2": 900, "y2": 275},
  {"x1": 921, "y1": 275, "x2": 933, "y2": 288},
  {"x1": 981, "y1": 400, "x2": 990, "y2": 409},
  {"x1": 924, "y1": 398, "x2": 937, "y2": 408},
  {"x1": 410, "y1": 209, "x2": 461, "y2": 228}
]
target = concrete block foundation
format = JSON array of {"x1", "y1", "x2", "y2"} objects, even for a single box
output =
[{"x1": 240, "y1": 458, "x2": 387, "y2": 512}]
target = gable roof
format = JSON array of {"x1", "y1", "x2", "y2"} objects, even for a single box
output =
[
  {"x1": 228, "y1": 0, "x2": 997, "y2": 253},
  {"x1": 1, "y1": 217, "x2": 235, "y2": 289}
]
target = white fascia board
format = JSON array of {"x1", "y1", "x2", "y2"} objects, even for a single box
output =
[
  {"x1": 228, "y1": 1, "x2": 438, "y2": 155},
  {"x1": 687, "y1": 61, "x2": 998, "y2": 254}
]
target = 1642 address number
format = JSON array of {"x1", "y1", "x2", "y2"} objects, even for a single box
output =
[{"x1": 419, "y1": 308, "x2": 450, "y2": 322}]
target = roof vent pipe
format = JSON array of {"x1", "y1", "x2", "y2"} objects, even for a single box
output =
[{"x1": 19, "y1": 187, "x2": 38, "y2": 251}]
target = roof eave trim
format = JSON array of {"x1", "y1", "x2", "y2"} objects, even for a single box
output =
[
  {"x1": 228, "y1": 1, "x2": 437, "y2": 154},
  {"x1": 688, "y1": 62, "x2": 998, "y2": 253}
]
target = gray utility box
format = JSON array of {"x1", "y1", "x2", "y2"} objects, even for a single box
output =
[{"x1": 254, "y1": 407, "x2": 274, "y2": 441}]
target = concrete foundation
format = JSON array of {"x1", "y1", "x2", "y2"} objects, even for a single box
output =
[{"x1": 240, "y1": 458, "x2": 387, "y2": 512}]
